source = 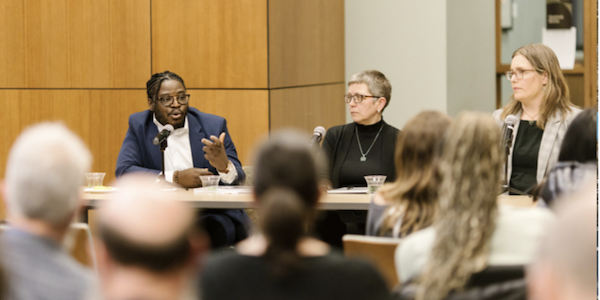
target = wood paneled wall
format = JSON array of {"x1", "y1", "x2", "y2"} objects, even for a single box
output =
[
  {"x1": 269, "y1": 0, "x2": 345, "y2": 88},
  {"x1": 0, "y1": 0, "x2": 345, "y2": 192}
]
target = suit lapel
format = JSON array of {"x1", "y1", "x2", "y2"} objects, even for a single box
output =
[
  {"x1": 188, "y1": 115, "x2": 208, "y2": 168},
  {"x1": 537, "y1": 112, "x2": 561, "y2": 182},
  {"x1": 144, "y1": 115, "x2": 164, "y2": 170}
]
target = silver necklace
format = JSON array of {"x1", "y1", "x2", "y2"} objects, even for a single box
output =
[
  {"x1": 522, "y1": 109, "x2": 539, "y2": 125},
  {"x1": 355, "y1": 124, "x2": 384, "y2": 162}
]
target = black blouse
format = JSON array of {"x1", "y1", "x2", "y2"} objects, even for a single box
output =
[
  {"x1": 338, "y1": 120, "x2": 386, "y2": 187},
  {"x1": 510, "y1": 120, "x2": 544, "y2": 194}
]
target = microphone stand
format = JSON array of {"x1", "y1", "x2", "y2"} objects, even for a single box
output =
[
  {"x1": 160, "y1": 138, "x2": 167, "y2": 179},
  {"x1": 500, "y1": 128, "x2": 528, "y2": 196}
]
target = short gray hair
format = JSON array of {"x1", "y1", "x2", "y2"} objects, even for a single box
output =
[
  {"x1": 348, "y1": 70, "x2": 392, "y2": 111},
  {"x1": 5, "y1": 122, "x2": 92, "y2": 225}
]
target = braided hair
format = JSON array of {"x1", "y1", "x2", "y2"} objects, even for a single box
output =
[{"x1": 146, "y1": 71, "x2": 186, "y2": 101}]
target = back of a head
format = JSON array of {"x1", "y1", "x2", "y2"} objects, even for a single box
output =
[
  {"x1": 253, "y1": 130, "x2": 320, "y2": 208},
  {"x1": 98, "y1": 174, "x2": 197, "y2": 273},
  {"x1": 5, "y1": 122, "x2": 91, "y2": 226},
  {"x1": 529, "y1": 182, "x2": 596, "y2": 300},
  {"x1": 252, "y1": 129, "x2": 321, "y2": 276},
  {"x1": 558, "y1": 108, "x2": 597, "y2": 163},
  {"x1": 417, "y1": 112, "x2": 503, "y2": 300}
]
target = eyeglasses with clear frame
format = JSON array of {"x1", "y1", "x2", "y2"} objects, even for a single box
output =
[
  {"x1": 344, "y1": 93, "x2": 380, "y2": 104},
  {"x1": 156, "y1": 94, "x2": 190, "y2": 106},
  {"x1": 505, "y1": 69, "x2": 536, "y2": 80}
]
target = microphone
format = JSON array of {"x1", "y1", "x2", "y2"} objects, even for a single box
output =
[
  {"x1": 310, "y1": 126, "x2": 326, "y2": 145},
  {"x1": 504, "y1": 114, "x2": 518, "y2": 148},
  {"x1": 153, "y1": 124, "x2": 174, "y2": 145}
]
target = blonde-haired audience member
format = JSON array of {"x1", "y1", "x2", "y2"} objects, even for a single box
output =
[
  {"x1": 527, "y1": 182, "x2": 596, "y2": 300},
  {"x1": 367, "y1": 111, "x2": 451, "y2": 237},
  {"x1": 395, "y1": 112, "x2": 555, "y2": 300}
]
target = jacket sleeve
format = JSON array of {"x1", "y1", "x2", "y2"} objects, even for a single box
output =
[{"x1": 219, "y1": 119, "x2": 245, "y2": 185}]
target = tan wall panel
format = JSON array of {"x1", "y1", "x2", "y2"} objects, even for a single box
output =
[
  {"x1": 0, "y1": 0, "x2": 150, "y2": 88},
  {"x1": 0, "y1": 90, "x2": 148, "y2": 186},
  {"x1": 269, "y1": 0, "x2": 345, "y2": 88},
  {"x1": 152, "y1": 0, "x2": 268, "y2": 89},
  {"x1": 190, "y1": 90, "x2": 269, "y2": 165},
  {"x1": 270, "y1": 84, "x2": 346, "y2": 134}
]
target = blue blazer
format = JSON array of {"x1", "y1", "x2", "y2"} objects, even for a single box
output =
[
  {"x1": 115, "y1": 107, "x2": 245, "y2": 184},
  {"x1": 115, "y1": 107, "x2": 249, "y2": 246}
]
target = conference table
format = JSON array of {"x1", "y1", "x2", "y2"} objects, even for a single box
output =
[
  {"x1": 80, "y1": 186, "x2": 534, "y2": 237},
  {"x1": 81, "y1": 186, "x2": 534, "y2": 211}
]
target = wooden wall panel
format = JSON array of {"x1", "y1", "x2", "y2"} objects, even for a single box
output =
[
  {"x1": 269, "y1": 0, "x2": 345, "y2": 88},
  {"x1": 152, "y1": 0, "x2": 268, "y2": 89},
  {"x1": 0, "y1": 0, "x2": 150, "y2": 88},
  {"x1": 270, "y1": 84, "x2": 346, "y2": 133},
  {"x1": 0, "y1": 90, "x2": 148, "y2": 185},
  {"x1": 565, "y1": 75, "x2": 584, "y2": 108},
  {"x1": 190, "y1": 90, "x2": 270, "y2": 165}
]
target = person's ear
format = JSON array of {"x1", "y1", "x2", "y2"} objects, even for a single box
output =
[
  {"x1": 377, "y1": 97, "x2": 387, "y2": 112},
  {"x1": 148, "y1": 98, "x2": 155, "y2": 112},
  {"x1": 542, "y1": 72, "x2": 549, "y2": 86}
]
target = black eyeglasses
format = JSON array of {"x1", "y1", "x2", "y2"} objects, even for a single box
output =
[
  {"x1": 156, "y1": 94, "x2": 190, "y2": 106},
  {"x1": 344, "y1": 94, "x2": 380, "y2": 104}
]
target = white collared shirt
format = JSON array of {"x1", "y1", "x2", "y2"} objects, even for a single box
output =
[{"x1": 153, "y1": 115, "x2": 237, "y2": 184}]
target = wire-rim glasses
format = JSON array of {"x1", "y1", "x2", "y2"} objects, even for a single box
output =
[{"x1": 505, "y1": 69, "x2": 536, "y2": 80}]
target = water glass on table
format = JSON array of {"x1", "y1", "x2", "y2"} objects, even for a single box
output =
[{"x1": 364, "y1": 175, "x2": 387, "y2": 195}]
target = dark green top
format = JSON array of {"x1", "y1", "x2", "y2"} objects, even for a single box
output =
[{"x1": 510, "y1": 120, "x2": 544, "y2": 194}]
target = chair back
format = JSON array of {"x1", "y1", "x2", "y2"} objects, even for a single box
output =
[
  {"x1": 62, "y1": 222, "x2": 97, "y2": 271},
  {"x1": 343, "y1": 234, "x2": 402, "y2": 289}
]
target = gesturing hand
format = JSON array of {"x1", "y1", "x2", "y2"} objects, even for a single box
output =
[
  {"x1": 178, "y1": 168, "x2": 214, "y2": 188},
  {"x1": 201, "y1": 132, "x2": 230, "y2": 172}
]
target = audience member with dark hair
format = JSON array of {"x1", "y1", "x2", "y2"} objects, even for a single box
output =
[
  {"x1": 115, "y1": 70, "x2": 250, "y2": 248},
  {"x1": 367, "y1": 111, "x2": 451, "y2": 237},
  {"x1": 395, "y1": 113, "x2": 554, "y2": 300},
  {"x1": 201, "y1": 130, "x2": 391, "y2": 300},
  {"x1": 493, "y1": 44, "x2": 581, "y2": 194},
  {"x1": 528, "y1": 182, "x2": 596, "y2": 300},
  {"x1": 89, "y1": 174, "x2": 208, "y2": 300},
  {"x1": 538, "y1": 108, "x2": 597, "y2": 207},
  {"x1": 1, "y1": 122, "x2": 93, "y2": 300}
]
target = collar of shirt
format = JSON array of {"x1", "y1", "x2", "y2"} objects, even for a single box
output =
[{"x1": 153, "y1": 114, "x2": 189, "y2": 136}]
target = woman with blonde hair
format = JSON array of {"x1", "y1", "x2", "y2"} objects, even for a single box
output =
[
  {"x1": 366, "y1": 111, "x2": 451, "y2": 237},
  {"x1": 396, "y1": 112, "x2": 554, "y2": 300},
  {"x1": 493, "y1": 43, "x2": 581, "y2": 194}
]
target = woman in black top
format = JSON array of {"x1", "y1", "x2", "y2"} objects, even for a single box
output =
[
  {"x1": 493, "y1": 44, "x2": 580, "y2": 194},
  {"x1": 322, "y1": 70, "x2": 400, "y2": 188},
  {"x1": 318, "y1": 70, "x2": 400, "y2": 248}
]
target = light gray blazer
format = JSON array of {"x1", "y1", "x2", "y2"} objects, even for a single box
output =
[{"x1": 492, "y1": 106, "x2": 582, "y2": 185}]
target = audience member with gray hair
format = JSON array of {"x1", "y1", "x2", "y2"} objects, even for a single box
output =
[
  {"x1": 1, "y1": 122, "x2": 92, "y2": 300},
  {"x1": 88, "y1": 174, "x2": 208, "y2": 300},
  {"x1": 527, "y1": 182, "x2": 596, "y2": 300}
]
